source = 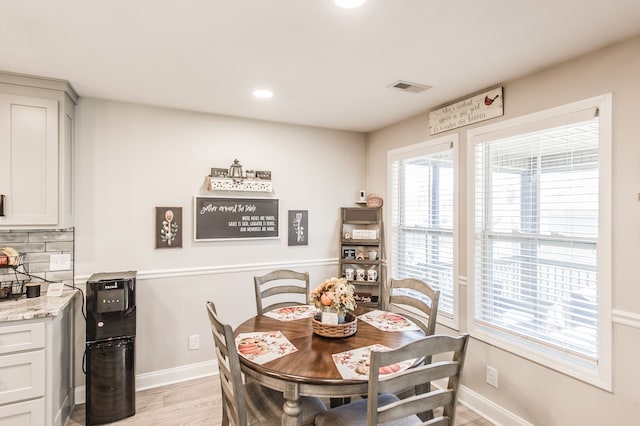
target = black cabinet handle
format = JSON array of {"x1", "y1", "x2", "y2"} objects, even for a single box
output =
[{"x1": 0, "y1": 194, "x2": 4, "y2": 216}]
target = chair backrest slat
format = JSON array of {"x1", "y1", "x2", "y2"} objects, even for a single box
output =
[
  {"x1": 386, "y1": 278, "x2": 440, "y2": 336},
  {"x1": 254, "y1": 269, "x2": 310, "y2": 314},
  {"x1": 377, "y1": 362, "x2": 460, "y2": 395}
]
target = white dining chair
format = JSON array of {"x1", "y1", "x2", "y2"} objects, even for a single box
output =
[
  {"x1": 314, "y1": 333, "x2": 470, "y2": 426},
  {"x1": 206, "y1": 301, "x2": 326, "y2": 425}
]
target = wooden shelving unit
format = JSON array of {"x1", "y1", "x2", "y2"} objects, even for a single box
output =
[{"x1": 338, "y1": 206, "x2": 385, "y2": 308}]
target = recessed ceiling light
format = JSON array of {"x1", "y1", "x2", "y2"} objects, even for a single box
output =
[
  {"x1": 252, "y1": 89, "x2": 273, "y2": 99},
  {"x1": 334, "y1": 0, "x2": 367, "y2": 8}
]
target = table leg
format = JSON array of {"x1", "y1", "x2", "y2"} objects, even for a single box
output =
[{"x1": 281, "y1": 382, "x2": 302, "y2": 426}]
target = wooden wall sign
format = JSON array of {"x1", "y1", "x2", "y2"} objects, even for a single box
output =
[
  {"x1": 194, "y1": 196, "x2": 279, "y2": 241},
  {"x1": 428, "y1": 86, "x2": 503, "y2": 135}
]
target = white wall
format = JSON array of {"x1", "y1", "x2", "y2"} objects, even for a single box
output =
[
  {"x1": 73, "y1": 99, "x2": 366, "y2": 383},
  {"x1": 70, "y1": 36, "x2": 640, "y2": 423},
  {"x1": 367, "y1": 35, "x2": 640, "y2": 424}
]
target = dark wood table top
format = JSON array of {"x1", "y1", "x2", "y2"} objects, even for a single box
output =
[{"x1": 234, "y1": 307, "x2": 426, "y2": 388}]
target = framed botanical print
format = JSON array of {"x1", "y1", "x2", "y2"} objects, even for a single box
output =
[
  {"x1": 156, "y1": 207, "x2": 183, "y2": 248},
  {"x1": 288, "y1": 210, "x2": 308, "y2": 246}
]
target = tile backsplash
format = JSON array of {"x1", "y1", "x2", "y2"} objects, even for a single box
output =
[{"x1": 0, "y1": 228, "x2": 74, "y2": 293}]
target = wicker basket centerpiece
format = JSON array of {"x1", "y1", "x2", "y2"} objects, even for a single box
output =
[
  {"x1": 309, "y1": 277, "x2": 357, "y2": 338},
  {"x1": 312, "y1": 311, "x2": 357, "y2": 338}
]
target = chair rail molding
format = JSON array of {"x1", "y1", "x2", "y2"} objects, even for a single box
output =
[
  {"x1": 612, "y1": 309, "x2": 640, "y2": 329},
  {"x1": 74, "y1": 258, "x2": 338, "y2": 283}
]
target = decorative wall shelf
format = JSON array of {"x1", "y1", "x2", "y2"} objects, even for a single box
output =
[{"x1": 206, "y1": 176, "x2": 273, "y2": 193}]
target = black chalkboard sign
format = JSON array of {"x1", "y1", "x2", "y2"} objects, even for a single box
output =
[{"x1": 194, "y1": 196, "x2": 279, "y2": 241}]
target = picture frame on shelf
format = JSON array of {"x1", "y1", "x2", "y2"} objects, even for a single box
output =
[
  {"x1": 342, "y1": 248, "x2": 356, "y2": 259},
  {"x1": 352, "y1": 229, "x2": 377, "y2": 240},
  {"x1": 256, "y1": 170, "x2": 272, "y2": 180},
  {"x1": 355, "y1": 292, "x2": 372, "y2": 303},
  {"x1": 210, "y1": 167, "x2": 228, "y2": 178}
]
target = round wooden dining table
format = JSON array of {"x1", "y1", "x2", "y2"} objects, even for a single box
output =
[{"x1": 234, "y1": 307, "x2": 426, "y2": 426}]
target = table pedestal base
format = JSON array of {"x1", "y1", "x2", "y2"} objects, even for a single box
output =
[{"x1": 282, "y1": 382, "x2": 302, "y2": 426}]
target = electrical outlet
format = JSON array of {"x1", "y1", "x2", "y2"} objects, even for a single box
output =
[
  {"x1": 49, "y1": 253, "x2": 71, "y2": 271},
  {"x1": 188, "y1": 334, "x2": 200, "y2": 351},
  {"x1": 486, "y1": 365, "x2": 499, "y2": 388}
]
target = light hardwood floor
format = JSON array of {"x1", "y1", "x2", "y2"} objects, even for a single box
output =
[{"x1": 67, "y1": 375, "x2": 493, "y2": 425}]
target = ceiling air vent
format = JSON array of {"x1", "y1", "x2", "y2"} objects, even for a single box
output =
[{"x1": 388, "y1": 80, "x2": 431, "y2": 94}]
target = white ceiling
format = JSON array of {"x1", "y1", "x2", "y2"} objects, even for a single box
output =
[{"x1": 2, "y1": 0, "x2": 640, "y2": 133}]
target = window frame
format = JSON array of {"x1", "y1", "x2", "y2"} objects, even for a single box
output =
[
  {"x1": 387, "y1": 134, "x2": 459, "y2": 330},
  {"x1": 466, "y1": 94, "x2": 612, "y2": 390}
]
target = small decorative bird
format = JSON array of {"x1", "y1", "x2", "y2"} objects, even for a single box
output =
[{"x1": 484, "y1": 94, "x2": 500, "y2": 106}]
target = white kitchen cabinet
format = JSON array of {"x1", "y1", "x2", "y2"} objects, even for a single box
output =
[
  {"x1": 0, "y1": 300, "x2": 74, "y2": 426},
  {"x1": 0, "y1": 398, "x2": 45, "y2": 426},
  {"x1": 0, "y1": 350, "x2": 46, "y2": 405},
  {"x1": 0, "y1": 72, "x2": 77, "y2": 228}
]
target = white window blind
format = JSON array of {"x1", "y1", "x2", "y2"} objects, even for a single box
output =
[
  {"x1": 390, "y1": 143, "x2": 455, "y2": 319},
  {"x1": 473, "y1": 113, "x2": 599, "y2": 359}
]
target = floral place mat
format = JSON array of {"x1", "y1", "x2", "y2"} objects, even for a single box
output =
[
  {"x1": 357, "y1": 310, "x2": 421, "y2": 331},
  {"x1": 263, "y1": 304, "x2": 317, "y2": 321},
  {"x1": 332, "y1": 344, "x2": 415, "y2": 380},
  {"x1": 235, "y1": 331, "x2": 297, "y2": 365}
]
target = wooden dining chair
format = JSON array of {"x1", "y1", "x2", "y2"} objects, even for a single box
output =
[
  {"x1": 254, "y1": 269, "x2": 310, "y2": 315},
  {"x1": 206, "y1": 301, "x2": 326, "y2": 426},
  {"x1": 383, "y1": 277, "x2": 441, "y2": 420},
  {"x1": 314, "y1": 333, "x2": 470, "y2": 426},
  {"x1": 383, "y1": 277, "x2": 440, "y2": 336}
]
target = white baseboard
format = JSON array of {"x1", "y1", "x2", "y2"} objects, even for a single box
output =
[
  {"x1": 75, "y1": 359, "x2": 218, "y2": 405},
  {"x1": 458, "y1": 384, "x2": 532, "y2": 426}
]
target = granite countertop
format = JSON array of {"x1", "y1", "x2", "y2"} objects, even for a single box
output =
[{"x1": 0, "y1": 289, "x2": 78, "y2": 322}]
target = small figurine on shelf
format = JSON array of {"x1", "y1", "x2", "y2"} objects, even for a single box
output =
[{"x1": 228, "y1": 159, "x2": 244, "y2": 183}]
